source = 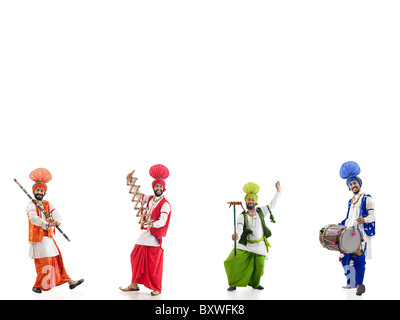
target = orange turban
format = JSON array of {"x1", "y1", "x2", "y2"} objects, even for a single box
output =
[{"x1": 29, "y1": 168, "x2": 52, "y2": 193}]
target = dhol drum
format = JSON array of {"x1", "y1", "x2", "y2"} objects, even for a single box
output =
[{"x1": 319, "y1": 224, "x2": 362, "y2": 254}]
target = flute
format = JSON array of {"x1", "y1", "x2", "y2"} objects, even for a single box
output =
[{"x1": 14, "y1": 178, "x2": 71, "y2": 242}]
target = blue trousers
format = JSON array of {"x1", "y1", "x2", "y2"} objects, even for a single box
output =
[{"x1": 341, "y1": 252, "x2": 366, "y2": 287}]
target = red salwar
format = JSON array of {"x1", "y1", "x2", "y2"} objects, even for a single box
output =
[
  {"x1": 130, "y1": 244, "x2": 164, "y2": 292},
  {"x1": 33, "y1": 241, "x2": 71, "y2": 291}
]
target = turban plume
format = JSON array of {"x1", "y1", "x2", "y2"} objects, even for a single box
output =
[
  {"x1": 339, "y1": 161, "x2": 362, "y2": 190},
  {"x1": 149, "y1": 164, "x2": 169, "y2": 190},
  {"x1": 29, "y1": 168, "x2": 52, "y2": 193},
  {"x1": 243, "y1": 182, "x2": 260, "y2": 204}
]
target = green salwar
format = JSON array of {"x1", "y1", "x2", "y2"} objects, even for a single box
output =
[{"x1": 224, "y1": 248, "x2": 266, "y2": 288}]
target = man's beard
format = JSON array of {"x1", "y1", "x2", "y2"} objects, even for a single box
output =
[
  {"x1": 352, "y1": 187, "x2": 360, "y2": 194},
  {"x1": 246, "y1": 203, "x2": 255, "y2": 210},
  {"x1": 34, "y1": 193, "x2": 44, "y2": 200},
  {"x1": 154, "y1": 189, "x2": 163, "y2": 197}
]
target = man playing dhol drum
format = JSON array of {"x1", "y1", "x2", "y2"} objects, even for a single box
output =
[{"x1": 338, "y1": 161, "x2": 376, "y2": 296}]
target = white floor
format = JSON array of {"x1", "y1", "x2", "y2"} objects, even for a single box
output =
[{"x1": 2, "y1": 248, "x2": 396, "y2": 301}]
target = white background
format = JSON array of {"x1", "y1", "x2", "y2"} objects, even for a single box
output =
[{"x1": 0, "y1": 1, "x2": 399, "y2": 300}]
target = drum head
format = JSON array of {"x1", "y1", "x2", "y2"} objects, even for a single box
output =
[
  {"x1": 319, "y1": 224, "x2": 343, "y2": 252},
  {"x1": 340, "y1": 228, "x2": 361, "y2": 253}
]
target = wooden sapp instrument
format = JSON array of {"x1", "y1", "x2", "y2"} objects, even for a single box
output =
[{"x1": 126, "y1": 170, "x2": 153, "y2": 227}]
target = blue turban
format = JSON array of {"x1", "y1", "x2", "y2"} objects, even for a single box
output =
[{"x1": 339, "y1": 161, "x2": 362, "y2": 190}]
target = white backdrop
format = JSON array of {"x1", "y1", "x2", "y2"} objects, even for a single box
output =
[{"x1": 1, "y1": 1, "x2": 399, "y2": 300}]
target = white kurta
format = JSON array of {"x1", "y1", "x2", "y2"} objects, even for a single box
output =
[
  {"x1": 344, "y1": 191, "x2": 375, "y2": 260},
  {"x1": 135, "y1": 194, "x2": 171, "y2": 250},
  {"x1": 26, "y1": 200, "x2": 61, "y2": 259},
  {"x1": 236, "y1": 192, "x2": 281, "y2": 257}
]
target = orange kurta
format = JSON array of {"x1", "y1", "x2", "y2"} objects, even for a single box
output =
[{"x1": 28, "y1": 200, "x2": 54, "y2": 242}]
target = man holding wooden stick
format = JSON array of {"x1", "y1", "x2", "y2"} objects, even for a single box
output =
[
  {"x1": 224, "y1": 181, "x2": 281, "y2": 291},
  {"x1": 24, "y1": 168, "x2": 83, "y2": 293}
]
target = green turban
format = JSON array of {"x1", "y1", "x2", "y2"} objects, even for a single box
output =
[{"x1": 243, "y1": 182, "x2": 260, "y2": 205}]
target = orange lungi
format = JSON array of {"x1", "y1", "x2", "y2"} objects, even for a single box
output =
[{"x1": 33, "y1": 241, "x2": 71, "y2": 291}]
